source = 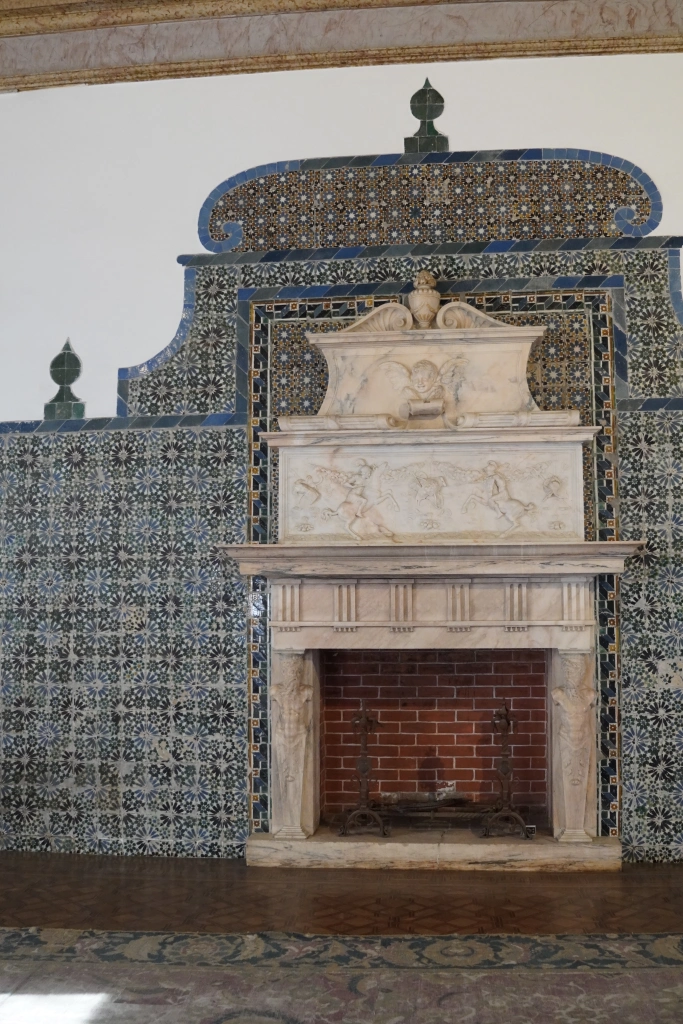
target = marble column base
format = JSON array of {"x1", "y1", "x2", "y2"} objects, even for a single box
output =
[
  {"x1": 558, "y1": 828, "x2": 594, "y2": 844},
  {"x1": 247, "y1": 830, "x2": 622, "y2": 871},
  {"x1": 274, "y1": 825, "x2": 309, "y2": 840}
]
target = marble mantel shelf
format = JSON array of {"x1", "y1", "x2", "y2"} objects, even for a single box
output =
[
  {"x1": 264, "y1": 425, "x2": 597, "y2": 447},
  {"x1": 219, "y1": 541, "x2": 642, "y2": 578}
]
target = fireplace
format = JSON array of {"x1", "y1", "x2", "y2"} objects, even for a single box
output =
[
  {"x1": 321, "y1": 649, "x2": 549, "y2": 826},
  {"x1": 221, "y1": 271, "x2": 640, "y2": 870}
]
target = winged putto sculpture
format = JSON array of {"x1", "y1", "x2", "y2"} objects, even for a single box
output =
[{"x1": 381, "y1": 356, "x2": 468, "y2": 425}]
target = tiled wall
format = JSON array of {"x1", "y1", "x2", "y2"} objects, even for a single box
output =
[
  {"x1": 2, "y1": 148, "x2": 683, "y2": 860},
  {"x1": 0, "y1": 424, "x2": 250, "y2": 856},
  {"x1": 321, "y1": 650, "x2": 548, "y2": 821}
]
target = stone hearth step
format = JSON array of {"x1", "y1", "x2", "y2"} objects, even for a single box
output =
[{"x1": 246, "y1": 829, "x2": 621, "y2": 871}]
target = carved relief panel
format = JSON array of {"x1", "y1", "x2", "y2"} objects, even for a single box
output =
[{"x1": 278, "y1": 443, "x2": 586, "y2": 544}]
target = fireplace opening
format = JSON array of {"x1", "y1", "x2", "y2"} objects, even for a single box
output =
[{"x1": 320, "y1": 649, "x2": 549, "y2": 829}]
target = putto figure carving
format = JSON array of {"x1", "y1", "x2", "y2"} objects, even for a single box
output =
[
  {"x1": 293, "y1": 460, "x2": 397, "y2": 541},
  {"x1": 382, "y1": 356, "x2": 468, "y2": 424}
]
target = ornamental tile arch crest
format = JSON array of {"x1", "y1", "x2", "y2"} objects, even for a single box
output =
[{"x1": 197, "y1": 148, "x2": 663, "y2": 254}]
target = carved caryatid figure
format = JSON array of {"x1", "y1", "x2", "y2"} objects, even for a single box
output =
[
  {"x1": 271, "y1": 653, "x2": 314, "y2": 839},
  {"x1": 552, "y1": 653, "x2": 597, "y2": 842}
]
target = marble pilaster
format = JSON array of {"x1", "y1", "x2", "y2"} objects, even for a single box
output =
[
  {"x1": 269, "y1": 650, "x2": 320, "y2": 840},
  {"x1": 550, "y1": 650, "x2": 598, "y2": 843}
]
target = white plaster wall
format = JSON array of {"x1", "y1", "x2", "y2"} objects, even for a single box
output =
[{"x1": 0, "y1": 53, "x2": 682, "y2": 420}]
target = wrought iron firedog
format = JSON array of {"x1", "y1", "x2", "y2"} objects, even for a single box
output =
[
  {"x1": 339, "y1": 700, "x2": 389, "y2": 837},
  {"x1": 482, "y1": 703, "x2": 532, "y2": 839}
]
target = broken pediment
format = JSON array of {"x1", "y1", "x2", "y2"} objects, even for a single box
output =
[
  {"x1": 338, "y1": 273, "x2": 507, "y2": 335},
  {"x1": 299, "y1": 271, "x2": 559, "y2": 429}
]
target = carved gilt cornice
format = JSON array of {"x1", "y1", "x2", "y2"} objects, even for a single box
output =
[
  {"x1": 1, "y1": 0, "x2": 683, "y2": 92},
  {"x1": 2, "y1": 0, "x2": 442, "y2": 37}
]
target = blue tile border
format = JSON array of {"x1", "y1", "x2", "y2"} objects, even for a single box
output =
[
  {"x1": 0, "y1": 411, "x2": 246, "y2": 436},
  {"x1": 197, "y1": 149, "x2": 664, "y2": 254},
  {"x1": 115, "y1": 268, "x2": 197, "y2": 414},
  {"x1": 179, "y1": 236, "x2": 683, "y2": 268},
  {"x1": 668, "y1": 247, "x2": 683, "y2": 327}
]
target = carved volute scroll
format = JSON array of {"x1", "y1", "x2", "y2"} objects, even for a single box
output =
[
  {"x1": 436, "y1": 301, "x2": 504, "y2": 330},
  {"x1": 338, "y1": 302, "x2": 414, "y2": 334}
]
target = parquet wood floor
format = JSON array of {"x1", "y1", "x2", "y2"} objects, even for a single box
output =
[{"x1": 1, "y1": 852, "x2": 683, "y2": 934}]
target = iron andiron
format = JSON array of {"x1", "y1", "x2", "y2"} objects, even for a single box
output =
[
  {"x1": 339, "y1": 700, "x2": 389, "y2": 837},
  {"x1": 482, "y1": 702, "x2": 533, "y2": 839}
]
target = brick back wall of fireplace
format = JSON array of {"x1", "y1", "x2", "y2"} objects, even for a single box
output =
[{"x1": 321, "y1": 649, "x2": 549, "y2": 823}]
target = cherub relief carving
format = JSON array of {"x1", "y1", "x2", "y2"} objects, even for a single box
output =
[
  {"x1": 381, "y1": 357, "x2": 468, "y2": 423},
  {"x1": 291, "y1": 456, "x2": 563, "y2": 540}
]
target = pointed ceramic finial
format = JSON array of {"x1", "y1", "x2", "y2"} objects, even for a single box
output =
[
  {"x1": 44, "y1": 338, "x2": 85, "y2": 421},
  {"x1": 404, "y1": 80, "x2": 449, "y2": 155}
]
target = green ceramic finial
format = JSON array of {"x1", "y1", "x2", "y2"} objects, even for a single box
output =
[
  {"x1": 44, "y1": 339, "x2": 85, "y2": 421},
  {"x1": 404, "y1": 79, "x2": 449, "y2": 155}
]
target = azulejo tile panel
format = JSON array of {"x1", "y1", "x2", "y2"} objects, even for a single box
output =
[
  {"x1": 0, "y1": 426, "x2": 250, "y2": 856},
  {"x1": 618, "y1": 409, "x2": 683, "y2": 861},
  {"x1": 200, "y1": 151, "x2": 660, "y2": 254},
  {"x1": 121, "y1": 267, "x2": 240, "y2": 419},
  {"x1": 2, "y1": 142, "x2": 683, "y2": 859}
]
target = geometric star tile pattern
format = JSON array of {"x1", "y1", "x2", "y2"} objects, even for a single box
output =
[
  {"x1": 0, "y1": 425, "x2": 249, "y2": 856},
  {"x1": 206, "y1": 158, "x2": 654, "y2": 252}
]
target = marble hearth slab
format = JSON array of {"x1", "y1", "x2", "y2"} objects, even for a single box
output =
[
  {"x1": 246, "y1": 831, "x2": 622, "y2": 871},
  {"x1": 222, "y1": 541, "x2": 642, "y2": 578}
]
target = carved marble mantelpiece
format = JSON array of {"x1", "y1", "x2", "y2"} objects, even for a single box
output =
[
  {"x1": 269, "y1": 287, "x2": 594, "y2": 545},
  {"x1": 229, "y1": 542, "x2": 637, "y2": 656},
  {"x1": 220, "y1": 272, "x2": 641, "y2": 868}
]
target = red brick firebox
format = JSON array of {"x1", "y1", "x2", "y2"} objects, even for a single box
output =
[{"x1": 321, "y1": 649, "x2": 548, "y2": 824}]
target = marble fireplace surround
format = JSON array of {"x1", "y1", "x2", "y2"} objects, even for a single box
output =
[
  {"x1": 221, "y1": 280, "x2": 641, "y2": 870},
  {"x1": 227, "y1": 542, "x2": 638, "y2": 870}
]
